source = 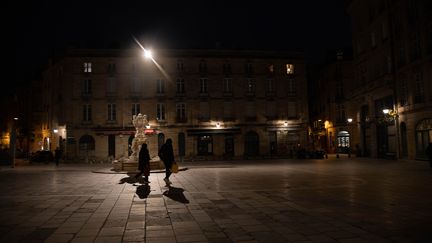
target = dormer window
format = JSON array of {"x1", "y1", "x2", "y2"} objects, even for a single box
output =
[
  {"x1": 286, "y1": 64, "x2": 294, "y2": 74},
  {"x1": 84, "y1": 62, "x2": 92, "y2": 73}
]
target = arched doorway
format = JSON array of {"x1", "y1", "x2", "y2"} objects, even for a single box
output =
[
  {"x1": 415, "y1": 119, "x2": 432, "y2": 160},
  {"x1": 245, "y1": 131, "x2": 259, "y2": 156}
]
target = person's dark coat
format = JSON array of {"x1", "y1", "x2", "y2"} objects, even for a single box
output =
[
  {"x1": 138, "y1": 144, "x2": 150, "y2": 175},
  {"x1": 158, "y1": 139, "x2": 175, "y2": 164}
]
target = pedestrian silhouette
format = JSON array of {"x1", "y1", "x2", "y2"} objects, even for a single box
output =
[
  {"x1": 135, "y1": 143, "x2": 150, "y2": 183},
  {"x1": 158, "y1": 138, "x2": 175, "y2": 185},
  {"x1": 54, "y1": 147, "x2": 62, "y2": 166}
]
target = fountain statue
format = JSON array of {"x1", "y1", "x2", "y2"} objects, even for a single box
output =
[
  {"x1": 112, "y1": 113, "x2": 162, "y2": 172},
  {"x1": 130, "y1": 113, "x2": 149, "y2": 160}
]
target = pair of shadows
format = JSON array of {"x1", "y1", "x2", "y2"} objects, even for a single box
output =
[
  {"x1": 119, "y1": 174, "x2": 189, "y2": 203},
  {"x1": 136, "y1": 184, "x2": 189, "y2": 204}
]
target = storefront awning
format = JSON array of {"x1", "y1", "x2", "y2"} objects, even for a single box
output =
[{"x1": 187, "y1": 127, "x2": 241, "y2": 135}]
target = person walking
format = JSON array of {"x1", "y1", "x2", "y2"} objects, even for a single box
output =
[
  {"x1": 135, "y1": 143, "x2": 151, "y2": 183},
  {"x1": 426, "y1": 142, "x2": 432, "y2": 169},
  {"x1": 54, "y1": 147, "x2": 62, "y2": 166},
  {"x1": 158, "y1": 138, "x2": 175, "y2": 185}
]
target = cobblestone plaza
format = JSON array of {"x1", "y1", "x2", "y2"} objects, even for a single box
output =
[{"x1": 1, "y1": 157, "x2": 431, "y2": 242}]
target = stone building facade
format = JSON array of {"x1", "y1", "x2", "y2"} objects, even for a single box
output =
[
  {"x1": 346, "y1": 0, "x2": 432, "y2": 160},
  {"x1": 41, "y1": 49, "x2": 309, "y2": 161}
]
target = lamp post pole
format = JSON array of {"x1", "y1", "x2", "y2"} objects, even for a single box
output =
[{"x1": 10, "y1": 118, "x2": 18, "y2": 168}]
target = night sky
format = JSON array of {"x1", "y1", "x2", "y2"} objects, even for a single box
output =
[{"x1": 14, "y1": 0, "x2": 351, "y2": 92}]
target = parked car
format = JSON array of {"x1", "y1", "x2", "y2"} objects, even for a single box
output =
[{"x1": 30, "y1": 151, "x2": 54, "y2": 163}]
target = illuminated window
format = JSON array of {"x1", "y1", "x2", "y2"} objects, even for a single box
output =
[
  {"x1": 286, "y1": 64, "x2": 294, "y2": 74},
  {"x1": 157, "y1": 103, "x2": 165, "y2": 121},
  {"x1": 107, "y1": 103, "x2": 116, "y2": 121},
  {"x1": 83, "y1": 104, "x2": 92, "y2": 121},
  {"x1": 132, "y1": 103, "x2": 140, "y2": 116},
  {"x1": 84, "y1": 62, "x2": 92, "y2": 73}
]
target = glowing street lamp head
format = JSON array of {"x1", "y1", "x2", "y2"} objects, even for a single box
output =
[
  {"x1": 383, "y1": 108, "x2": 390, "y2": 114},
  {"x1": 143, "y1": 49, "x2": 152, "y2": 59}
]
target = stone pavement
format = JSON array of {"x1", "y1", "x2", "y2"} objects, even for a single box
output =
[{"x1": 0, "y1": 157, "x2": 431, "y2": 243}]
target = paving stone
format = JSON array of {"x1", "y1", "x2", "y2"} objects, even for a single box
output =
[{"x1": 1, "y1": 159, "x2": 431, "y2": 242}]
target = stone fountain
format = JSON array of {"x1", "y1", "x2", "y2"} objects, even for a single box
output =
[{"x1": 112, "y1": 113, "x2": 162, "y2": 172}]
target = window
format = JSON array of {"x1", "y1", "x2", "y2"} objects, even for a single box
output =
[
  {"x1": 266, "y1": 101, "x2": 276, "y2": 119},
  {"x1": 399, "y1": 79, "x2": 408, "y2": 106},
  {"x1": 245, "y1": 62, "x2": 254, "y2": 74},
  {"x1": 286, "y1": 64, "x2": 294, "y2": 74},
  {"x1": 200, "y1": 78, "x2": 208, "y2": 94},
  {"x1": 199, "y1": 60, "x2": 207, "y2": 73},
  {"x1": 246, "y1": 78, "x2": 255, "y2": 94},
  {"x1": 84, "y1": 62, "x2": 92, "y2": 73},
  {"x1": 223, "y1": 78, "x2": 232, "y2": 93},
  {"x1": 223, "y1": 63, "x2": 231, "y2": 74},
  {"x1": 108, "y1": 63, "x2": 116, "y2": 76},
  {"x1": 177, "y1": 60, "x2": 184, "y2": 72},
  {"x1": 83, "y1": 79, "x2": 92, "y2": 95},
  {"x1": 156, "y1": 79, "x2": 165, "y2": 94},
  {"x1": 268, "y1": 64, "x2": 274, "y2": 74},
  {"x1": 83, "y1": 104, "x2": 92, "y2": 121},
  {"x1": 176, "y1": 78, "x2": 185, "y2": 94},
  {"x1": 336, "y1": 104, "x2": 346, "y2": 123},
  {"x1": 176, "y1": 103, "x2": 186, "y2": 122},
  {"x1": 157, "y1": 103, "x2": 165, "y2": 121},
  {"x1": 107, "y1": 103, "x2": 116, "y2": 121},
  {"x1": 223, "y1": 101, "x2": 233, "y2": 120},
  {"x1": 199, "y1": 102, "x2": 210, "y2": 121},
  {"x1": 107, "y1": 77, "x2": 116, "y2": 94},
  {"x1": 414, "y1": 71, "x2": 424, "y2": 103},
  {"x1": 287, "y1": 78, "x2": 296, "y2": 95},
  {"x1": 132, "y1": 103, "x2": 140, "y2": 116},
  {"x1": 267, "y1": 78, "x2": 274, "y2": 93},
  {"x1": 287, "y1": 102, "x2": 297, "y2": 118},
  {"x1": 132, "y1": 77, "x2": 140, "y2": 92},
  {"x1": 245, "y1": 102, "x2": 256, "y2": 119}
]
